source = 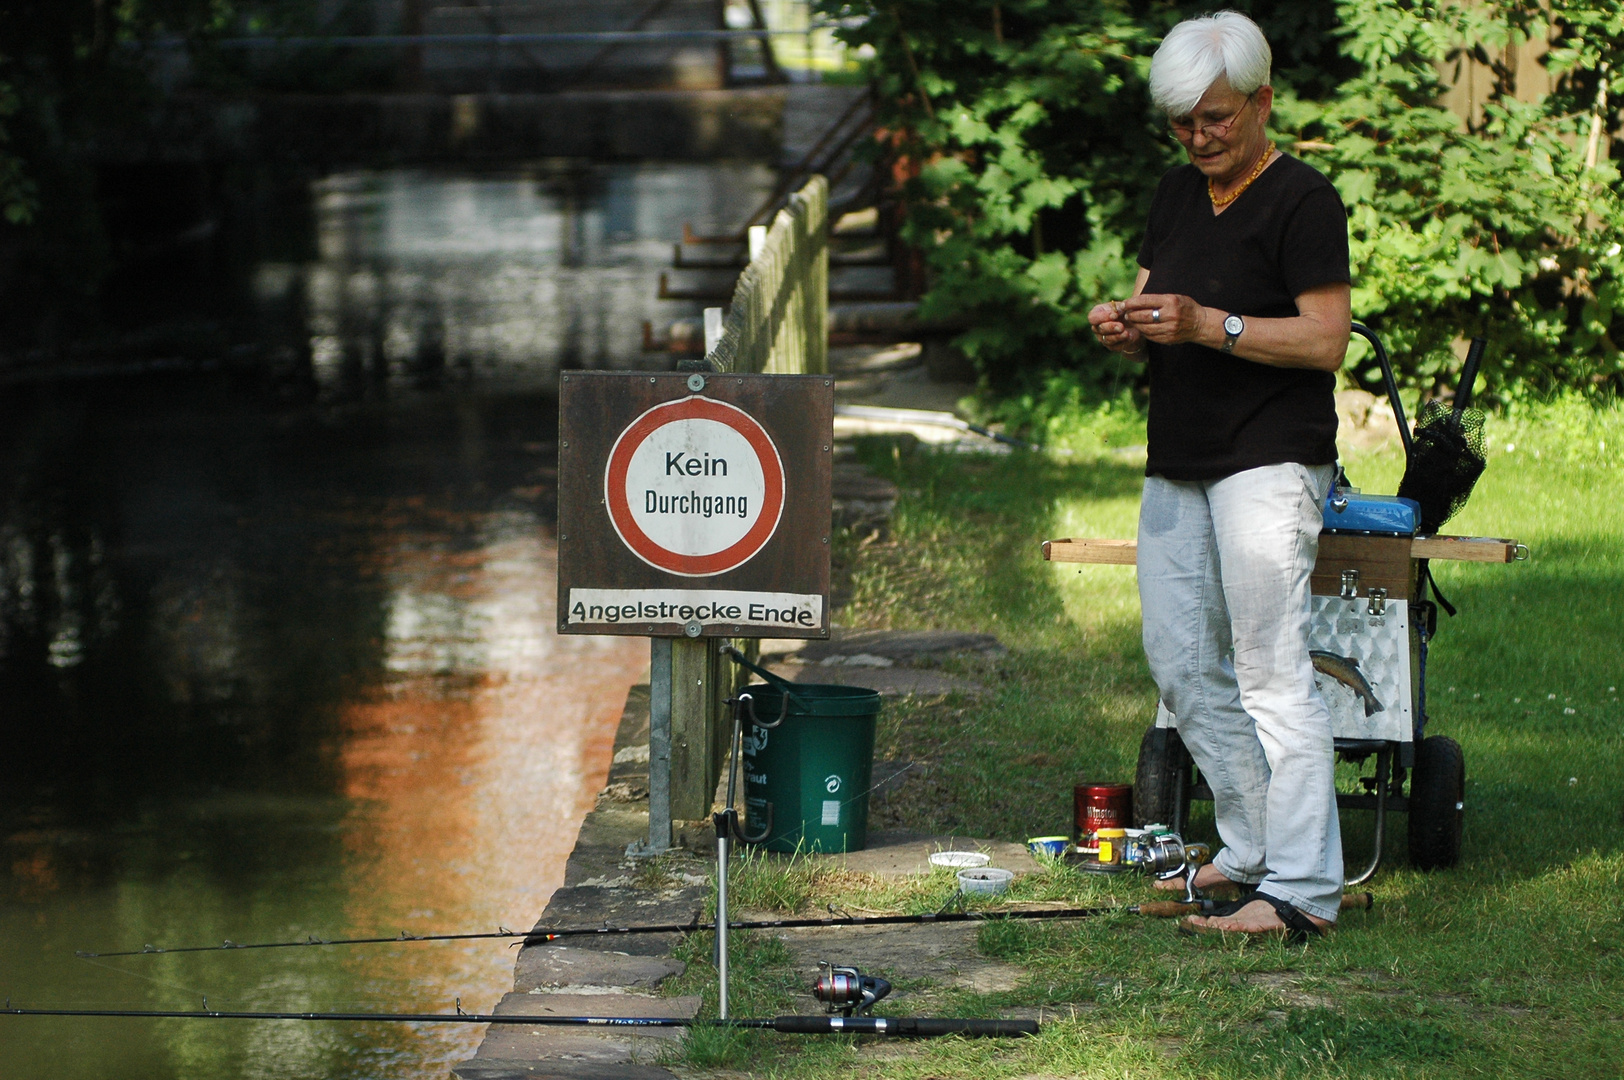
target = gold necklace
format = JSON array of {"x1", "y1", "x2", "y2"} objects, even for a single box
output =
[{"x1": 1208, "y1": 144, "x2": 1274, "y2": 209}]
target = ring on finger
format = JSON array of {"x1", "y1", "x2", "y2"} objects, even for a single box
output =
[{"x1": 1152, "y1": 308, "x2": 1162, "y2": 324}]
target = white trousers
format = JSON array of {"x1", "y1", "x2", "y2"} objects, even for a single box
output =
[{"x1": 1137, "y1": 462, "x2": 1344, "y2": 921}]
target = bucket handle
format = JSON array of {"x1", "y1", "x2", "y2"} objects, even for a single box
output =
[
  {"x1": 735, "y1": 798, "x2": 773, "y2": 845},
  {"x1": 738, "y1": 690, "x2": 790, "y2": 730},
  {"x1": 720, "y1": 644, "x2": 808, "y2": 714}
]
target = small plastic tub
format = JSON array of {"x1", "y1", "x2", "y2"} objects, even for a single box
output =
[
  {"x1": 929, "y1": 850, "x2": 991, "y2": 869},
  {"x1": 957, "y1": 867, "x2": 1015, "y2": 896},
  {"x1": 1027, "y1": 835, "x2": 1070, "y2": 859}
]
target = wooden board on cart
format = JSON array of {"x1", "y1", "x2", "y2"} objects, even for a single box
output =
[{"x1": 1044, "y1": 535, "x2": 1521, "y2": 597}]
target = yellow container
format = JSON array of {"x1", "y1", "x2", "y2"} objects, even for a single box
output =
[{"x1": 1096, "y1": 828, "x2": 1127, "y2": 866}]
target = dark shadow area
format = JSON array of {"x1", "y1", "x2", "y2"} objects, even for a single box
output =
[{"x1": 0, "y1": 377, "x2": 560, "y2": 831}]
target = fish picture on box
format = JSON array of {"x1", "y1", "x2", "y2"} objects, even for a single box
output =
[{"x1": 1311, "y1": 650, "x2": 1384, "y2": 717}]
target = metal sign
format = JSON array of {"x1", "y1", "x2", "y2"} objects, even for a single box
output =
[{"x1": 558, "y1": 371, "x2": 832, "y2": 638}]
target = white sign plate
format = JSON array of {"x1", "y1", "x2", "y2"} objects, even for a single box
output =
[{"x1": 565, "y1": 588, "x2": 822, "y2": 631}]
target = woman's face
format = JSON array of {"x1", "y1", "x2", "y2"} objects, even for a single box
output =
[{"x1": 1170, "y1": 76, "x2": 1273, "y2": 186}]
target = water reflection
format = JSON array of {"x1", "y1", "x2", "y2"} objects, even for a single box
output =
[
  {"x1": 0, "y1": 386, "x2": 646, "y2": 1078},
  {"x1": 283, "y1": 163, "x2": 773, "y2": 396}
]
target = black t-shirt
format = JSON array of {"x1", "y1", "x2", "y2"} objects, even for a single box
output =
[{"x1": 1136, "y1": 154, "x2": 1349, "y2": 480}]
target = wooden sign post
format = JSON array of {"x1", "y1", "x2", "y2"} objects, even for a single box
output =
[{"x1": 558, "y1": 370, "x2": 833, "y2": 848}]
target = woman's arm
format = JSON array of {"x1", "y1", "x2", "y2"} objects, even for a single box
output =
[{"x1": 1120, "y1": 282, "x2": 1351, "y2": 372}]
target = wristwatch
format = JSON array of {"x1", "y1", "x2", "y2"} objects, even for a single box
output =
[{"x1": 1221, "y1": 313, "x2": 1244, "y2": 354}]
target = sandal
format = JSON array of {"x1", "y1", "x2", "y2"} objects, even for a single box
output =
[{"x1": 1178, "y1": 893, "x2": 1329, "y2": 944}]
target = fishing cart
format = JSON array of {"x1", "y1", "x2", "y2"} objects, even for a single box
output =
[{"x1": 1043, "y1": 325, "x2": 1525, "y2": 883}]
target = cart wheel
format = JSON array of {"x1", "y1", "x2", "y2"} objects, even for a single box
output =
[
  {"x1": 1407, "y1": 735, "x2": 1464, "y2": 870},
  {"x1": 1134, "y1": 725, "x2": 1192, "y2": 829}
]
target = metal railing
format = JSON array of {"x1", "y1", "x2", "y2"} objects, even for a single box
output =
[{"x1": 647, "y1": 176, "x2": 828, "y2": 849}]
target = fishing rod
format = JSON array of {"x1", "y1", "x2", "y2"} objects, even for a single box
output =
[
  {"x1": 75, "y1": 892, "x2": 1377, "y2": 960},
  {"x1": 0, "y1": 1004, "x2": 1038, "y2": 1038},
  {"x1": 77, "y1": 905, "x2": 1115, "y2": 959}
]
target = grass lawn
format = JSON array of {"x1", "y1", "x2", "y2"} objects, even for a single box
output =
[{"x1": 663, "y1": 398, "x2": 1624, "y2": 1079}]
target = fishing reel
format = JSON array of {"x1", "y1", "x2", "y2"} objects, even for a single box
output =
[
  {"x1": 812, "y1": 962, "x2": 892, "y2": 1017},
  {"x1": 1128, "y1": 832, "x2": 1205, "y2": 880},
  {"x1": 1124, "y1": 832, "x2": 1211, "y2": 904}
]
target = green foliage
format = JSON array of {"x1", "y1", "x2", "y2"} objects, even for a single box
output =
[
  {"x1": 1292, "y1": 0, "x2": 1624, "y2": 399},
  {"x1": 823, "y1": 0, "x2": 1624, "y2": 409},
  {"x1": 820, "y1": 0, "x2": 1179, "y2": 394},
  {"x1": 0, "y1": 67, "x2": 36, "y2": 226}
]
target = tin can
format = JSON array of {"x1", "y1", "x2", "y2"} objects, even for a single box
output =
[{"x1": 1074, "y1": 782, "x2": 1132, "y2": 854}]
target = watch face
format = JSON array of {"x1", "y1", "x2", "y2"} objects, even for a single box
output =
[{"x1": 1224, "y1": 314, "x2": 1245, "y2": 336}]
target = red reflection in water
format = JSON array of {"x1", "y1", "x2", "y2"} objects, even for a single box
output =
[{"x1": 334, "y1": 516, "x2": 645, "y2": 1069}]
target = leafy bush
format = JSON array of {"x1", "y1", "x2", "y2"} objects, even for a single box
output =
[{"x1": 821, "y1": 0, "x2": 1624, "y2": 410}]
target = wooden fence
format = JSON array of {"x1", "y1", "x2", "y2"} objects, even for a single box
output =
[{"x1": 647, "y1": 175, "x2": 828, "y2": 848}]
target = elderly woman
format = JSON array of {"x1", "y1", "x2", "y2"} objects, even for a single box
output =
[{"x1": 1087, "y1": 11, "x2": 1350, "y2": 940}]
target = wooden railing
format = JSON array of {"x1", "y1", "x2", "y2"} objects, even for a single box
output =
[{"x1": 705, "y1": 174, "x2": 829, "y2": 376}]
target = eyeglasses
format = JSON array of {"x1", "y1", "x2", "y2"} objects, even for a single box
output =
[{"x1": 1169, "y1": 93, "x2": 1254, "y2": 143}]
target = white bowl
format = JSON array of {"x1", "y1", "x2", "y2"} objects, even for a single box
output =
[
  {"x1": 930, "y1": 850, "x2": 991, "y2": 869},
  {"x1": 957, "y1": 867, "x2": 1014, "y2": 896}
]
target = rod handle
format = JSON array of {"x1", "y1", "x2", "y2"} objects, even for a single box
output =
[
  {"x1": 1453, "y1": 337, "x2": 1487, "y2": 419},
  {"x1": 901, "y1": 1017, "x2": 1040, "y2": 1038}
]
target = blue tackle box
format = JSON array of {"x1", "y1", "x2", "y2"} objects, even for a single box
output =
[{"x1": 1322, "y1": 489, "x2": 1421, "y2": 536}]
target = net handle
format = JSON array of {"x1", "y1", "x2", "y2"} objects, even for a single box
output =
[
  {"x1": 1350, "y1": 323, "x2": 1414, "y2": 465},
  {"x1": 1453, "y1": 337, "x2": 1487, "y2": 422}
]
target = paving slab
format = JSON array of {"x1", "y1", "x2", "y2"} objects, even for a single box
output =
[
  {"x1": 530, "y1": 885, "x2": 706, "y2": 956},
  {"x1": 453, "y1": 1062, "x2": 676, "y2": 1080},
  {"x1": 562, "y1": 808, "x2": 649, "y2": 887},
  {"x1": 768, "y1": 661, "x2": 986, "y2": 698},
  {"x1": 516, "y1": 945, "x2": 686, "y2": 992},
  {"x1": 798, "y1": 629, "x2": 1007, "y2": 663},
  {"x1": 466, "y1": 991, "x2": 700, "y2": 1070},
  {"x1": 763, "y1": 919, "x2": 1025, "y2": 998},
  {"x1": 819, "y1": 830, "x2": 1041, "y2": 878}
]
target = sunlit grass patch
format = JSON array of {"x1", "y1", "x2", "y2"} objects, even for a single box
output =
[{"x1": 666, "y1": 399, "x2": 1624, "y2": 1078}]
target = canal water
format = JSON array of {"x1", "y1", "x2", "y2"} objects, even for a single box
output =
[{"x1": 0, "y1": 164, "x2": 771, "y2": 1078}]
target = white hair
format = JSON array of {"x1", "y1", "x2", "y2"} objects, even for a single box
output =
[{"x1": 1148, "y1": 11, "x2": 1272, "y2": 117}]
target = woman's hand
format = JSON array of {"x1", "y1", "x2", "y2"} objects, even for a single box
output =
[
  {"x1": 1088, "y1": 301, "x2": 1147, "y2": 358},
  {"x1": 1122, "y1": 293, "x2": 1212, "y2": 345}
]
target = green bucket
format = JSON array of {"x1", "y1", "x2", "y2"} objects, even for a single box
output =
[{"x1": 739, "y1": 681, "x2": 881, "y2": 854}]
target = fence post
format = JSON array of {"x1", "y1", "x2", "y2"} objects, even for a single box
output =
[{"x1": 646, "y1": 638, "x2": 673, "y2": 852}]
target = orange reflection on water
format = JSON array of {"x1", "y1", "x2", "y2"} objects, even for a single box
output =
[{"x1": 333, "y1": 509, "x2": 645, "y2": 1069}]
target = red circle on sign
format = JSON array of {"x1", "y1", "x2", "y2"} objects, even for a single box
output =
[{"x1": 604, "y1": 396, "x2": 785, "y2": 577}]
